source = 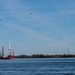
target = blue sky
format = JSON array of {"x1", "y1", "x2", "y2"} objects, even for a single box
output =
[{"x1": 0, "y1": 0, "x2": 75, "y2": 55}]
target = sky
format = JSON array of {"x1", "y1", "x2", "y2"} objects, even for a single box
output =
[{"x1": 0, "y1": 0, "x2": 75, "y2": 55}]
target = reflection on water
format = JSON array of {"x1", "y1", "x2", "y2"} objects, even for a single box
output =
[{"x1": 0, "y1": 58, "x2": 75, "y2": 75}]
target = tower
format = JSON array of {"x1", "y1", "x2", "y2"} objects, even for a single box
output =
[{"x1": 2, "y1": 47, "x2": 4, "y2": 57}]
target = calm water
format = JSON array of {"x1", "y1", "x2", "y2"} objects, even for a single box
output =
[{"x1": 0, "y1": 58, "x2": 75, "y2": 75}]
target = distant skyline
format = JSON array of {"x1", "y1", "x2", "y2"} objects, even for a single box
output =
[{"x1": 0, "y1": 0, "x2": 75, "y2": 55}]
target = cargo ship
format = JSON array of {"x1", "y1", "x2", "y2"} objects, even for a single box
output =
[{"x1": 0, "y1": 42, "x2": 14, "y2": 59}]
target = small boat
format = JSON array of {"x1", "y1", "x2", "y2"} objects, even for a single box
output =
[
  {"x1": 1, "y1": 57, "x2": 10, "y2": 59},
  {"x1": 0, "y1": 56, "x2": 10, "y2": 59}
]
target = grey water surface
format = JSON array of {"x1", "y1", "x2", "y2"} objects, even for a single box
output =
[{"x1": 0, "y1": 58, "x2": 75, "y2": 75}]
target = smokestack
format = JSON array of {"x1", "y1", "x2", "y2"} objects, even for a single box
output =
[{"x1": 2, "y1": 47, "x2": 4, "y2": 57}]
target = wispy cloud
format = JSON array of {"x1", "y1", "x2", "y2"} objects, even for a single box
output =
[
  {"x1": 1, "y1": 0, "x2": 57, "y2": 27},
  {"x1": 2, "y1": 21, "x2": 72, "y2": 48},
  {"x1": 2, "y1": 21, "x2": 56, "y2": 42},
  {"x1": 1, "y1": 0, "x2": 57, "y2": 41},
  {"x1": 1, "y1": 0, "x2": 75, "y2": 48}
]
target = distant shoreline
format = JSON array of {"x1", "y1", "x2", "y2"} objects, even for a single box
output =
[{"x1": 14, "y1": 54, "x2": 75, "y2": 58}]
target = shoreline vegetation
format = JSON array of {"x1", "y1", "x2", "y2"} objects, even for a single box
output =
[{"x1": 15, "y1": 54, "x2": 75, "y2": 58}]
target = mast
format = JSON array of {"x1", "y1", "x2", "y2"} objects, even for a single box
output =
[
  {"x1": 8, "y1": 42, "x2": 12, "y2": 55},
  {"x1": 8, "y1": 42, "x2": 14, "y2": 58}
]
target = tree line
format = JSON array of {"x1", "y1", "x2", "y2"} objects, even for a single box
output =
[{"x1": 15, "y1": 54, "x2": 75, "y2": 58}]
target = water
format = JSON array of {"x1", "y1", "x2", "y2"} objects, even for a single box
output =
[{"x1": 0, "y1": 58, "x2": 75, "y2": 75}]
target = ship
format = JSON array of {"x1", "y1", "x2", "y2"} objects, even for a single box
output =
[{"x1": 0, "y1": 42, "x2": 14, "y2": 59}]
